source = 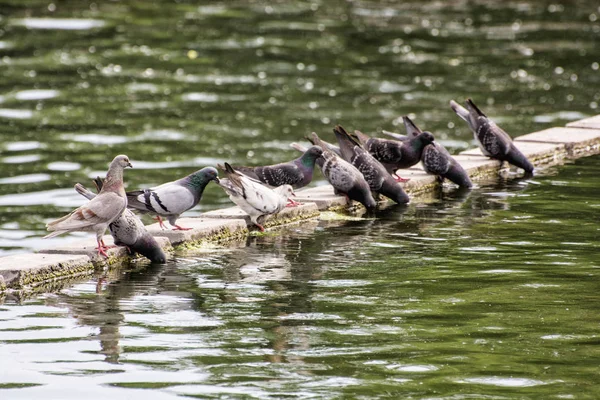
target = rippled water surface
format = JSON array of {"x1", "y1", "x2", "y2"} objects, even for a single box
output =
[
  {"x1": 1, "y1": 1, "x2": 600, "y2": 398},
  {"x1": 2, "y1": 156, "x2": 600, "y2": 399}
]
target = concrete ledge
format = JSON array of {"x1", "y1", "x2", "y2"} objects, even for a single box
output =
[
  {"x1": 148, "y1": 217, "x2": 248, "y2": 246},
  {"x1": 294, "y1": 186, "x2": 348, "y2": 210},
  {"x1": 200, "y1": 203, "x2": 320, "y2": 231},
  {"x1": 515, "y1": 127, "x2": 600, "y2": 157},
  {"x1": 452, "y1": 155, "x2": 502, "y2": 179},
  {"x1": 397, "y1": 168, "x2": 438, "y2": 197},
  {"x1": 0, "y1": 253, "x2": 93, "y2": 289},
  {"x1": 566, "y1": 115, "x2": 600, "y2": 129},
  {"x1": 460, "y1": 141, "x2": 565, "y2": 168},
  {"x1": 38, "y1": 236, "x2": 173, "y2": 266}
]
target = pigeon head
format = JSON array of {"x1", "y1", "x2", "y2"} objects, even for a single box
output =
[
  {"x1": 418, "y1": 131, "x2": 435, "y2": 145},
  {"x1": 300, "y1": 146, "x2": 324, "y2": 166},
  {"x1": 133, "y1": 234, "x2": 167, "y2": 264},
  {"x1": 112, "y1": 155, "x2": 133, "y2": 169},
  {"x1": 275, "y1": 184, "x2": 295, "y2": 200},
  {"x1": 189, "y1": 166, "x2": 220, "y2": 187}
]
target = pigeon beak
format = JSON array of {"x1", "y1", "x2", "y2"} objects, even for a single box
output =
[
  {"x1": 292, "y1": 192, "x2": 297, "y2": 197},
  {"x1": 213, "y1": 177, "x2": 220, "y2": 184},
  {"x1": 127, "y1": 162, "x2": 133, "y2": 168}
]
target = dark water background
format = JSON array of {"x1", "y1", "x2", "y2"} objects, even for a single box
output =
[{"x1": 1, "y1": 1, "x2": 600, "y2": 398}]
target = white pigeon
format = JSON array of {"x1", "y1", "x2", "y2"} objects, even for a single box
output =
[
  {"x1": 218, "y1": 162, "x2": 294, "y2": 231},
  {"x1": 44, "y1": 155, "x2": 132, "y2": 257}
]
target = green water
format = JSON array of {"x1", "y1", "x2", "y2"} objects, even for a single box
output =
[
  {"x1": 1, "y1": 1, "x2": 600, "y2": 398},
  {"x1": 1, "y1": 158, "x2": 600, "y2": 399}
]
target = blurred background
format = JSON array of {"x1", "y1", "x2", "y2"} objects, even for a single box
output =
[{"x1": 0, "y1": 0, "x2": 599, "y2": 254}]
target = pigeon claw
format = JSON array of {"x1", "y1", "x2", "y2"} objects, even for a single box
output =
[
  {"x1": 286, "y1": 198, "x2": 301, "y2": 208},
  {"x1": 393, "y1": 174, "x2": 410, "y2": 183},
  {"x1": 172, "y1": 225, "x2": 192, "y2": 231}
]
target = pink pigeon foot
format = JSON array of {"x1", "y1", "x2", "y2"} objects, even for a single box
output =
[
  {"x1": 286, "y1": 198, "x2": 301, "y2": 207},
  {"x1": 173, "y1": 225, "x2": 192, "y2": 231},
  {"x1": 154, "y1": 215, "x2": 167, "y2": 230},
  {"x1": 393, "y1": 174, "x2": 410, "y2": 183}
]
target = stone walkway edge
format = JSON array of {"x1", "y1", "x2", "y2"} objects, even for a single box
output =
[{"x1": 2, "y1": 115, "x2": 600, "y2": 293}]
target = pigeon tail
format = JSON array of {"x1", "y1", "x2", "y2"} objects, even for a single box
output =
[
  {"x1": 505, "y1": 144, "x2": 534, "y2": 173},
  {"x1": 382, "y1": 130, "x2": 409, "y2": 141},
  {"x1": 450, "y1": 100, "x2": 471, "y2": 122},
  {"x1": 402, "y1": 116, "x2": 422, "y2": 138}
]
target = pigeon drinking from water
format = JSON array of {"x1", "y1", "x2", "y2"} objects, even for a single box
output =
[
  {"x1": 76, "y1": 178, "x2": 166, "y2": 263},
  {"x1": 217, "y1": 162, "x2": 294, "y2": 232},
  {"x1": 310, "y1": 132, "x2": 377, "y2": 210},
  {"x1": 126, "y1": 167, "x2": 219, "y2": 230},
  {"x1": 353, "y1": 129, "x2": 435, "y2": 182},
  {"x1": 333, "y1": 125, "x2": 409, "y2": 204},
  {"x1": 450, "y1": 98, "x2": 534, "y2": 173},
  {"x1": 383, "y1": 117, "x2": 473, "y2": 188},
  {"x1": 44, "y1": 154, "x2": 133, "y2": 258}
]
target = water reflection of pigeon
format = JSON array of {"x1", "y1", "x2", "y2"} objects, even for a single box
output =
[
  {"x1": 230, "y1": 146, "x2": 323, "y2": 189},
  {"x1": 333, "y1": 125, "x2": 409, "y2": 204},
  {"x1": 75, "y1": 178, "x2": 166, "y2": 263},
  {"x1": 44, "y1": 155, "x2": 132, "y2": 258},
  {"x1": 309, "y1": 132, "x2": 377, "y2": 210},
  {"x1": 383, "y1": 116, "x2": 473, "y2": 188},
  {"x1": 450, "y1": 98, "x2": 534, "y2": 173},
  {"x1": 218, "y1": 162, "x2": 294, "y2": 232},
  {"x1": 352, "y1": 129, "x2": 435, "y2": 182},
  {"x1": 126, "y1": 167, "x2": 219, "y2": 230}
]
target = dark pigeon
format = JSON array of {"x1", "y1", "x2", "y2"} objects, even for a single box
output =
[
  {"x1": 383, "y1": 117, "x2": 473, "y2": 188},
  {"x1": 230, "y1": 146, "x2": 323, "y2": 189},
  {"x1": 127, "y1": 167, "x2": 219, "y2": 230},
  {"x1": 310, "y1": 132, "x2": 377, "y2": 210},
  {"x1": 76, "y1": 178, "x2": 166, "y2": 263},
  {"x1": 450, "y1": 98, "x2": 534, "y2": 173},
  {"x1": 352, "y1": 129, "x2": 435, "y2": 181},
  {"x1": 333, "y1": 125, "x2": 409, "y2": 204}
]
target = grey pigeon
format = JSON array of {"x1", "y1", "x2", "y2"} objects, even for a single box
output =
[
  {"x1": 44, "y1": 154, "x2": 132, "y2": 258},
  {"x1": 353, "y1": 129, "x2": 435, "y2": 182},
  {"x1": 383, "y1": 117, "x2": 473, "y2": 188},
  {"x1": 310, "y1": 132, "x2": 377, "y2": 210},
  {"x1": 218, "y1": 162, "x2": 294, "y2": 231},
  {"x1": 75, "y1": 178, "x2": 166, "y2": 263},
  {"x1": 126, "y1": 167, "x2": 219, "y2": 230},
  {"x1": 450, "y1": 98, "x2": 534, "y2": 173},
  {"x1": 333, "y1": 125, "x2": 409, "y2": 204},
  {"x1": 230, "y1": 146, "x2": 323, "y2": 189}
]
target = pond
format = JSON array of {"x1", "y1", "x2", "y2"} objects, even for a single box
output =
[
  {"x1": 1, "y1": 157, "x2": 600, "y2": 398},
  {"x1": 1, "y1": 0, "x2": 600, "y2": 398}
]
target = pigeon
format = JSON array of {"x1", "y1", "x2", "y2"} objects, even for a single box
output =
[
  {"x1": 333, "y1": 125, "x2": 409, "y2": 204},
  {"x1": 75, "y1": 178, "x2": 166, "y2": 263},
  {"x1": 126, "y1": 167, "x2": 219, "y2": 230},
  {"x1": 450, "y1": 98, "x2": 534, "y2": 173},
  {"x1": 217, "y1": 162, "x2": 294, "y2": 232},
  {"x1": 352, "y1": 129, "x2": 435, "y2": 182},
  {"x1": 309, "y1": 132, "x2": 377, "y2": 210},
  {"x1": 382, "y1": 117, "x2": 473, "y2": 188},
  {"x1": 230, "y1": 146, "x2": 323, "y2": 189},
  {"x1": 44, "y1": 154, "x2": 132, "y2": 258}
]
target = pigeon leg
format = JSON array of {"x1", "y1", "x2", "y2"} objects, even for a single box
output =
[
  {"x1": 286, "y1": 198, "x2": 301, "y2": 207},
  {"x1": 393, "y1": 173, "x2": 410, "y2": 183},
  {"x1": 256, "y1": 224, "x2": 265, "y2": 232},
  {"x1": 96, "y1": 238, "x2": 110, "y2": 258},
  {"x1": 154, "y1": 215, "x2": 167, "y2": 229},
  {"x1": 173, "y1": 225, "x2": 192, "y2": 231}
]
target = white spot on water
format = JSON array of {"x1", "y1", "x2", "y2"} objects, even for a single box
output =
[{"x1": 13, "y1": 18, "x2": 106, "y2": 30}]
